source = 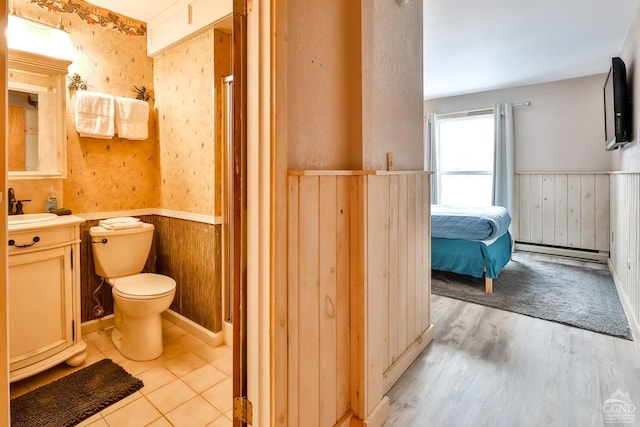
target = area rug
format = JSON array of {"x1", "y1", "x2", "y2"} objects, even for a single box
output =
[
  {"x1": 11, "y1": 358, "x2": 143, "y2": 427},
  {"x1": 432, "y1": 255, "x2": 633, "y2": 340}
]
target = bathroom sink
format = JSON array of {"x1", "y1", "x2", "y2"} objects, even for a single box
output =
[{"x1": 8, "y1": 213, "x2": 58, "y2": 225}]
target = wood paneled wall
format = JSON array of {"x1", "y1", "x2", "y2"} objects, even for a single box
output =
[
  {"x1": 287, "y1": 171, "x2": 433, "y2": 427},
  {"x1": 515, "y1": 173, "x2": 609, "y2": 251},
  {"x1": 610, "y1": 173, "x2": 640, "y2": 324},
  {"x1": 79, "y1": 215, "x2": 222, "y2": 332},
  {"x1": 288, "y1": 174, "x2": 352, "y2": 425},
  {"x1": 368, "y1": 174, "x2": 432, "y2": 394},
  {"x1": 214, "y1": 29, "x2": 232, "y2": 218}
]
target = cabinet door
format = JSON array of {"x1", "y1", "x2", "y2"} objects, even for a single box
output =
[{"x1": 8, "y1": 246, "x2": 73, "y2": 371}]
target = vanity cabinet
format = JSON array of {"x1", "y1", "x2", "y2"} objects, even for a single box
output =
[{"x1": 8, "y1": 215, "x2": 87, "y2": 382}]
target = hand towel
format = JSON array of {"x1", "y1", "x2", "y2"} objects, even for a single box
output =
[
  {"x1": 115, "y1": 96, "x2": 149, "y2": 140},
  {"x1": 75, "y1": 91, "x2": 115, "y2": 139}
]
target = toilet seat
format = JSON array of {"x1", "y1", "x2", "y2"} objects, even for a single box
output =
[{"x1": 111, "y1": 273, "x2": 176, "y2": 300}]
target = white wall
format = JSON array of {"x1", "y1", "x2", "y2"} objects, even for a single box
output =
[
  {"x1": 287, "y1": 1, "x2": 424, "y2": 171},
  {"x1": 610, "y1": 5, "x2": 640, "y2": 330},
  {"x1": 287, "y1": 0, "x2": 353, "y2": 170},
  {"x1": 615, "y1": 5, "x2": 640, "y2": 171},
  {"x1": 361, "y1": 0, "x2": 424, "y2": 171},
  {"x1": 424, "y1": 74, "x2": 610, "y2": 172}
]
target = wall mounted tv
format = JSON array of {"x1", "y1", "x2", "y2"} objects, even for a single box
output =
[{"x1": 604, "y1": 57, "x2": 632, "y2": 151}]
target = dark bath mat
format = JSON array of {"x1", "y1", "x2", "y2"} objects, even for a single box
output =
[{"x1": 11, "y1": 358, "x2": 143, "y2": 427}]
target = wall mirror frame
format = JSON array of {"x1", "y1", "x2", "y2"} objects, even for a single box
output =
[{"x1": 8, "y1": 49, "x2": 71, "y2": 180}]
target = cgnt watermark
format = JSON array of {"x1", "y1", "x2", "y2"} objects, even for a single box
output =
[{"x1": 603, "y1": 389, "x2": 636, "y2": 424}]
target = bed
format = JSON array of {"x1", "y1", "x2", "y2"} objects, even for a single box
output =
[{"x1": 431, "y1": 205, "x2": 513, "y2": 293}]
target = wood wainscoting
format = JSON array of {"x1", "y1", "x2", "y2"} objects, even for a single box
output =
[
  {"x1": 287, "y1": 170, "x2": 434, "y2": 427},
  {"x1": 610, "y1": 173, "x2": 640, "y2": 328},
  {"x1": 514, "y1": 172, "x2": 609, "y2": 259}
]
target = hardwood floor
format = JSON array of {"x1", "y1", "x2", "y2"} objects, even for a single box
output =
[{"x1": 385, "y1": 294, "x2": 640, "y2": 427}]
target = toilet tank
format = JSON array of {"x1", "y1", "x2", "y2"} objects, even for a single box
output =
[{"x1": 89, "y1": 223, "x2": 154, "y2": 278}]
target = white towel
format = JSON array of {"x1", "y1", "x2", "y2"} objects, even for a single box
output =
[
  {"x1": 100, "y1": 216, "x2": 141, "y2": 225},
  {"x1": 99, "y1": 217, "x2": 143, "y2": 230},
  {"x1": 115, "y1": 96, "x2": 149, "y2": 140},
  {"x1": 75, "y1": 91, "x2": 115, "y2": 139},
  {"x1": 99, "y1": 222, "x2": 145, "y2": 230}
]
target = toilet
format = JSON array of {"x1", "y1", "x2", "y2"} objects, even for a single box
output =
[{"x1": 89, "y1": 221, "x2": 176, "y2": 361}]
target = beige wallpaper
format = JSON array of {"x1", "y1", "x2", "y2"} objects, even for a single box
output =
[
  {"x1": 9, "y1": 1, "x2": 227, "y2": 335},
  {"x1": 10, "y1": 0, "x2": 225, "y2": 215},
  {"x1": 10, "y1": 0, "x2": 158, "y2": 214},
  {"x1": 7, "y1": 180, "x2": 63, "y2": 214},
  {"x1": 214, "y1": 30, "x2": 232, "y2": 217},
  {"x1": 153, "y1": 30, "x2": 216, "y2": 216}
]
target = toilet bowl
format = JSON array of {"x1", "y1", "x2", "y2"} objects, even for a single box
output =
[
  {"x1": 109, "y1": 273, "x2": 176, "y2": 361},
  {"x1": 90, "y1": 220, "x2": 176, "y2": 361}
]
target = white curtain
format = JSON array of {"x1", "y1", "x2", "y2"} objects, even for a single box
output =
[
  {"x1": 426, "y1": 112, "x2": 439, "y2": 204},
  {"x1": 492, "y1": 103, "x2": 514, "y2": 216}
]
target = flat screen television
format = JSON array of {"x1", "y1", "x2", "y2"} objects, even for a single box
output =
[{"x1": 604, "y1": 57, "x2": 632, "y2": 151}]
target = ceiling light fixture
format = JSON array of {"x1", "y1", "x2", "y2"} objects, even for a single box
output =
[{"x1": 7, "y1": 14, "x2": 74, "y2": 61}]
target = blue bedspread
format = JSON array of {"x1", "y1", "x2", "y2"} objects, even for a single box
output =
[
  {"x1": 431, "y1": 205, "x2": 511, "y2": 241},
  {"x1": 432, "y1": 232, "x2": 512, "y2": 278}
]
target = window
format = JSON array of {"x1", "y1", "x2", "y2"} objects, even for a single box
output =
[{"x1": 437, "y1": 112, "x2": 494, "y2": 206}]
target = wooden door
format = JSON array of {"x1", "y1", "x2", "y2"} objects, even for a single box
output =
[{"x1": 8, "y1": 106, "x2": 25, "y2": 171}]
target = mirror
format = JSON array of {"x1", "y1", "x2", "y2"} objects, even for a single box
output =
[{"x1": 8, "y1": 49, "x2": 71, "y2": 179}]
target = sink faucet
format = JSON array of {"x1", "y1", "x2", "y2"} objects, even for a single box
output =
[
  {"x1": 8, "y1": 188, "x2": 15, "y2": 216},
  {"x1": 7, "y1": 189, "x2": 29, "y2": 215}
]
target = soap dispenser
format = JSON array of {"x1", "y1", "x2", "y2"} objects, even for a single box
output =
[{"x1": 45, "y1": 188, "x2": 58, "y2": 212}]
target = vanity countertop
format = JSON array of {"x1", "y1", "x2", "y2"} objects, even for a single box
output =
[{"x1": 8, "y1": 214, "x2": 85, "y2": 232}]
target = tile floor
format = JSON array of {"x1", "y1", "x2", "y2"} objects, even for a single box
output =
[{"x1": 10, "y1": 318, "x2": 233, "y2": 427}]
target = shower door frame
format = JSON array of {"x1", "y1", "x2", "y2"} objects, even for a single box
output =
[{"x1": 232, "y1": 0, "x2": 248, "y2": 425}]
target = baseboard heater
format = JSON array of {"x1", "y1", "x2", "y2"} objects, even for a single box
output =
[{"x1": 514, "y1": 241, "x2": 609, "y2": 264}]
